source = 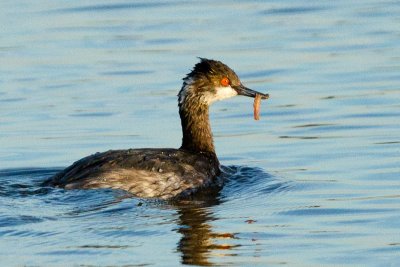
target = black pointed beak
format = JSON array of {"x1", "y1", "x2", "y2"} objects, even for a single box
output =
[{"x1": 233, "y1": 84, "x2": 269, "y2": 99}]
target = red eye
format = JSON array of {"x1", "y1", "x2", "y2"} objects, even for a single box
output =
[{"x1": 220, "y1": 77, "x2": 230, "y2": 87}]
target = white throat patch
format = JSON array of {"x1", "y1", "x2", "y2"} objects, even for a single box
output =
[
  {"x1": 179, "y1": 80, "x2": 238, "y2": 105},
  {"x1": 207, "y1": 85, "x2": 237, "y2": 104}
]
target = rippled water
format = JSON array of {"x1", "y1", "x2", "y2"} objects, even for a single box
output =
[{"x1": 1, "y1": 1, "x2": 400, "y2": 266}]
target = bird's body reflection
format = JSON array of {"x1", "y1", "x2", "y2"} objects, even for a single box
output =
[
  {"x1": 172, "y1": 168, "x2": 238, "y2": 266},
  {"x1": 177, "y1": 205, "x2": 216, "y2": 266},
  {"x1": 174, "y1": 189, "x2": 236, "y2": 266}
]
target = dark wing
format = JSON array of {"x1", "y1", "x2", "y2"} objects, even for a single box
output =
[{"x1": 46, "y1": 148, "x2": 220, "y2": 199}]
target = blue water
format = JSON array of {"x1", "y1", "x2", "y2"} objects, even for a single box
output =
[{"x1": 1, "y1": 1, "x2": 400, "y2": 266}]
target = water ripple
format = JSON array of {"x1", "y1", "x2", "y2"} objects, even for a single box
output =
[
  {"x1": 261, "y1": 6, "x2": 327, "y2": 15},
  {"x1": 50, "y1": 2, "x2": 175, "y2": 13},
  {"x1": 281, "y1": 207, "x2": 394, "y2": 216},
  {"x1": 220, "y1": 165, "x2": 293, "y2": 200},
  {"x1": 0, "y1": 215, "x2": 43, "y2": 228}
]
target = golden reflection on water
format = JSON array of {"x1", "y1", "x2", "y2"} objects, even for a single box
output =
[{"x1": 174, "y1": 193, "x2": 238, "y2": 266}]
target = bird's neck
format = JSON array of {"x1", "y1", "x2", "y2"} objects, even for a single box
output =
[{"x1": 179, "y1": 94, "x2": 215, "y2": 155}]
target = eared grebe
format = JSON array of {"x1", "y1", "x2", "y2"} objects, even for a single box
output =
[{"x1": 46, "y1": 58, "x2": 269, "y2": 199}]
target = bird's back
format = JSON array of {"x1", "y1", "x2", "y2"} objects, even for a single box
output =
[{"x1": 46, "y1": 148, "x2": 220, "y2": 199}]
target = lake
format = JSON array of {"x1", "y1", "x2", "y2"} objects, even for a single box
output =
[{"x1": 1, "y1": 0, "x2": 399, "y2": 266}]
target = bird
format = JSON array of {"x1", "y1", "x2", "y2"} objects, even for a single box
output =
[{"x1": 45, "y1": 58, "x2": 269, "y2": 199}]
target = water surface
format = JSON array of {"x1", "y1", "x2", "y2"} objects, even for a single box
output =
[{"x1": 1, "y1": 0, "x2": 399, "y2": 266}]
